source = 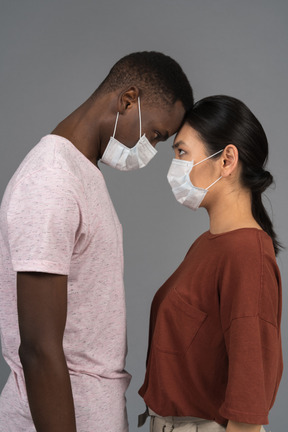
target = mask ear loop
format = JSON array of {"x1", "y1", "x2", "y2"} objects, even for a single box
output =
[
  {"x1": 138, "y1": 96, "x2": 142, "y2": 139},
  {"x1": 206, "y1": 176, "x2": 222, "y2": 190},
  {"x1": 113, "y1": 97, "x2": 141, "y2": 139},
  {"x1": 112, "y1": 112, "x2": 119, "y2": 138},
  {"x1": 193, "y1": 149, "x2": 224, "y2": 167}
]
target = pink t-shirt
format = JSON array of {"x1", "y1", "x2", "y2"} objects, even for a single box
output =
[{"x1": 0, "y1": 135, "x2": 131, "y2": 431}]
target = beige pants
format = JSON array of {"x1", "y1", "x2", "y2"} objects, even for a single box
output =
[
  {"x1": 149, "y1": 414, "x2": 267, "y2": 432},
  {"x1": 150, "y1": 415, "x2": 225, "y2": 432}
]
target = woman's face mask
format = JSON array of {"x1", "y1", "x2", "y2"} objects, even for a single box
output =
[{"x1": 167, "y1": 149, "x2": 223, "y2": 210}]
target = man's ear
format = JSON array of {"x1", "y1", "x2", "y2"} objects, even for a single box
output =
[
  {"x1": 220, "y1": 144, "x2": 239, "y2": 177},
  {"x1": 118, "y1": 86, "x2": 140, "y2": 113}
]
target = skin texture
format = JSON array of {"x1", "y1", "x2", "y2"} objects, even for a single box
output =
[
  {"x1": 52, "y1": 86, "x2": 185, "y2": 166},
  {"x1": 17, "y1": 273, "x2": 77, "y2": 432},
  {"x1": 173, "y1": 124, "x2": 261, "y2": 233},
  {"x1": 17, "y1": 88, "x2": 186, "y2": 431},
  {"x1": 172, "y1": 123, "x2": 262, "y2": 432}
]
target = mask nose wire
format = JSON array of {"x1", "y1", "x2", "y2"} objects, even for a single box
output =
[
  {"x1": 138, "y1": 96, "x2": 142, "y2": 139},
  {"x1": 112, "y1": 112, "x2": 119, "y2": 139}
]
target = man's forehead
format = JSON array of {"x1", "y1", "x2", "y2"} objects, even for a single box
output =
[{"x1": 146, "y1": 100, "x2": 185, "y2": 120}]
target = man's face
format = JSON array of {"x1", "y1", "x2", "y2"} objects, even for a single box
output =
[{"x1": 113, "y1": 99, "x2": 186, "y2": 149}]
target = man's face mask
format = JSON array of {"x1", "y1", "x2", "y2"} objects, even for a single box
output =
[
  {"x1": 100, "y1": 97, "x2": 157, "y2": 171},
  {"x1": 167, "y1": 149, "x2": 223, "y2": 210}
]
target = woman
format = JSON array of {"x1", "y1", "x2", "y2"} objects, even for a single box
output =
[{"x1": 139, "y1": 96, "x2": 283, "y2": 432}]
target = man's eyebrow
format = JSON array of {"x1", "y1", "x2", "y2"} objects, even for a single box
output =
[{"x1": 172, "y1": 140, "x2": 185, "y2": 149}]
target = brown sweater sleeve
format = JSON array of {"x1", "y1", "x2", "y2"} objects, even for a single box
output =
[{"x1": 218, "y1": 231, "x2": 282, "y2": 424}]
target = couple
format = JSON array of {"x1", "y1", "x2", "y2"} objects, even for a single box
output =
[{"x1": 0, "y1": 52, "x2": 282, "y2": 432}]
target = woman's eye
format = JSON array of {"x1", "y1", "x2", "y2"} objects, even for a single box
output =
[{"x1": 178, "y1": 149, "x2": 185, "y2": 156}]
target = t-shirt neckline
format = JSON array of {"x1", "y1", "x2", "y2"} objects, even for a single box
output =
[
  {"x1": 44, "y1": 133, "x2": 102, "y2": 173},
  {"x1": 206, "y1": 227, "x2": 265, "y2": 240}
]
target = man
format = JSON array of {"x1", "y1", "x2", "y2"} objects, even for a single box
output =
[{"x1": 0, "y1": 51, "x2": 193, "y2": 431}]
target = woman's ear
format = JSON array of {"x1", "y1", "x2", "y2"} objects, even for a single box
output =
[
  {"x1": 220, "y1": 144, "x2": 239, "y2": 177},
  {"x1": 118, "y1": 86, "x2": 140, "y2": 113}
]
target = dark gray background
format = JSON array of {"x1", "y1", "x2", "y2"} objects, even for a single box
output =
[{"x1": 0, "y1": 1, "x2": 287, "y2": 430}]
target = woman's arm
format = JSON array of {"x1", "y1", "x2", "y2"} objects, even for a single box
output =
[{"x1": 226, "y1": 420, "x2": 261, "y2": 432}]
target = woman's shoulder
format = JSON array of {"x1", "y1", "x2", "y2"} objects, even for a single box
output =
[
  {"x1": 207, "y1": 227, "x2": 274, "y2": 256},
  {"x1": 186, "y1": 228, "x2": 276, "y2": 273}
]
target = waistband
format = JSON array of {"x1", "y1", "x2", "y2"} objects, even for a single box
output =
[{"x1": 148, "y1": 408, "x2": 208, "y2": 424}]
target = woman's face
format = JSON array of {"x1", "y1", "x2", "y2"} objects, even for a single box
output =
[{"x1": 172, "y1": 123, "x2": 222, "y2": 198}]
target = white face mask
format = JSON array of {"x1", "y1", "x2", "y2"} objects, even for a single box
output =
[
  {"x1": 100, "y1": 97, "x2": 157, "y2": 171},
  {"x1": 167, "y1": 149, "x2": 223, "y2": 210}
]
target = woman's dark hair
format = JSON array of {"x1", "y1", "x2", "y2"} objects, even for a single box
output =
[{"x1": 186, "y1": 95, "x2": 281, "y2": 255}]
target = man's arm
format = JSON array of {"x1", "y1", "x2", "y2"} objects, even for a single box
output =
[
  {"x1": 227, "y1": 421, "x2": 261, "y2": 432},
  {"x1": 17, "y1": 272, "x2": 77, "y2": 432}
]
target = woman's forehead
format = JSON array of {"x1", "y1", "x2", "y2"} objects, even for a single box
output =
[{"x1": 174, "y1": 125, "x2": 205, "y2": 149}]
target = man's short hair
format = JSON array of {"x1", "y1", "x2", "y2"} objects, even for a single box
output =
[{"x1": 97, "y1": 51, "x2": 193, "y2": 111}]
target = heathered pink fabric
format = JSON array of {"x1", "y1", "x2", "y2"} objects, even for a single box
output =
[{"x1": 0, "y1": 135, "x2": 131, "y2": 431}]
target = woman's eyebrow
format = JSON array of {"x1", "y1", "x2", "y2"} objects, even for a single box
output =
[{"x1": 172, "y1": 140, "x2": 186, "y2": 149}]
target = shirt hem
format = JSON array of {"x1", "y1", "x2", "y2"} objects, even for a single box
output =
[
  {"x1": 12, "y1": 260, "x2": 69, "y2": 275},
  {"x1": 219, "y1": 405, "x2": 269, "y2": 425}
]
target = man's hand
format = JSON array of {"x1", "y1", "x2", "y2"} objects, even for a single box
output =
[{"x1": 17, "y1": 272, "x2": 77, "y2": 432}]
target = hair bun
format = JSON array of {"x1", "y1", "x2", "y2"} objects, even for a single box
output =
[{"x1": 253, "y1": 169, "x2": 273, "y2": 193}]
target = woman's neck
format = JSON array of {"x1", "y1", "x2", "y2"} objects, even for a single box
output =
[{"x1": 207, "y1": 188, "x2": 262, "y2": 234}]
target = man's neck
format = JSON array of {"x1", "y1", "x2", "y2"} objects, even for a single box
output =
[{"x1": 51, "y1": 93, "x2": 115, "y2": 165}]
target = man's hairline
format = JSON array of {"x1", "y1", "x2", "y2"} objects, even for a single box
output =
[{"x1": 94, "y1": 85, "x2": 184, "y2": 112}]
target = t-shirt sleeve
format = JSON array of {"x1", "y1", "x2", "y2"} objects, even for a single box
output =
[
  {"x1": 219, "y1": 316, "x2": 280, "y2": 424},
  {"x1": 218, "y1": 233, "x2": 282, "y2": 425},
  {"x1": 7, "y1": 168, "x2": 84, "y2": 275}
]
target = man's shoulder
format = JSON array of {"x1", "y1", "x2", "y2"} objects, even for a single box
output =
[{"x1": 10, "y1": 134, "x2": 100, "y2": 191}]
